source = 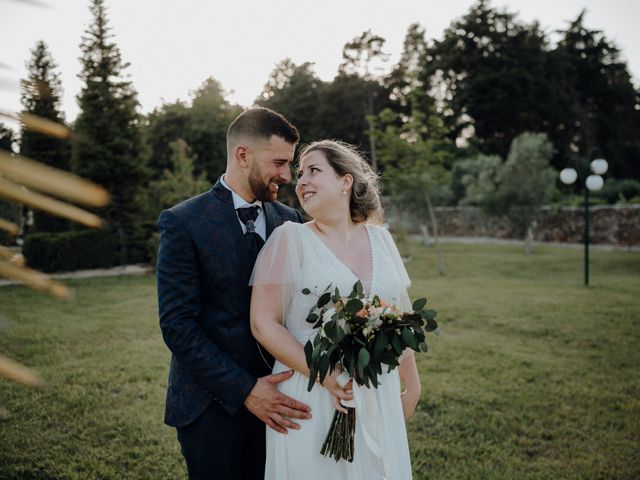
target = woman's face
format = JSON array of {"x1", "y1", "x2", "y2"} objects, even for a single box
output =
[{"x1": 295, "y1": 150, "x2": 348, "y2": 218}]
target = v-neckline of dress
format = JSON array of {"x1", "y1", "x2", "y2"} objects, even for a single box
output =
[{"x1": 301, "y1": 223, "x2": 375, "y2": 294}]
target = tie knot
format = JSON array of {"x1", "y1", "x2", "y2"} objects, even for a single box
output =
[{"x1": 237, "y1": 206, "x2": 260, "y2": 232}]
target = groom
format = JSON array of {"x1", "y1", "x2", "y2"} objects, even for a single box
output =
[{"x1": 157, "y1": 107, "x2": 311, "y2": 480}]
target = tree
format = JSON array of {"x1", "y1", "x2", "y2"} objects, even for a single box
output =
[
  {"x1": 257, "y1": 59, "x2": 324, "y2": 143},
  {"x1": 143, "y1": 77, "x2": 241, "y2": 183},
  {"x1": 386, "y1": 23, "x2": 430, "y2": 114},
  {"x1": 454, "y1": 154, "x2": 503, "y2": 207},
  {"x1": 188, "y1": 77, "x2": 242, "y2": 180},
  {"x1": 143, "y1": 139, "x2": 210, "y2": 215},
  {"x1": 0, "y1": 123, "x2": 20, "y2": 245},
  {"x1": 489, "y1": 132, "x2": 557, "y2": 254},
  {"x1": 0, "y1": 122, "x2": 13, "y2": 151},
  {"x1": 555, "y1": 11, "x2": 640, "y2": 179},
  {"x1": 338, "y1": 30, "x2": 392, "y2": 169},
  {"x1": 143, "y1": 100, "x2": 190, "y2": 178},
  {"x1": 19, "y1": 40, "x2": 71, "y2": 233},
  {"x1": 373, "y1": 95, "x2": 454, "y2": 274},
  {"x1": 72, "y1": 0, "x2": 146, "y2": 261},
  {"x1": 422, "y1": 1, "x2": 557, "y2": 159}
]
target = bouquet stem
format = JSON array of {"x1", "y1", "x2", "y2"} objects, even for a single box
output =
[{"x1": 320, "y1": 407, "x2": 356, "y2": 462}]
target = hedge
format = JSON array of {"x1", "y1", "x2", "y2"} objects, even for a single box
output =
[{"x1": 22, "y1": 229, "x2": 118, "y2": 273}]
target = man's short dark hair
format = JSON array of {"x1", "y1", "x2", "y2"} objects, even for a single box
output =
[{"x1": 227, "y1": 107, "x2": 299, "y2": 146}]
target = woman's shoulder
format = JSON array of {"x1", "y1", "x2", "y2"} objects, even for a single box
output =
[
  {"x1": 366, "y1": 223, "x2": 393, "y2": 240},
  {"x1": 273, "y1": 220, "x2": 307, "y2": 233},
  {"x1": 269, "y1": 220, "x2": 309, "y2": 244}
]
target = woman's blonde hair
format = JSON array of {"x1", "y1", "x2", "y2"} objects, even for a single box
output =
[{"x1": 299, "y1": 140, "x2": 383, "y2": 224}]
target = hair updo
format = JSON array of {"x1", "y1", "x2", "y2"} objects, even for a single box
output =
[{"x1": 299, "y1": 140, "x2": 383, "y2": 224}]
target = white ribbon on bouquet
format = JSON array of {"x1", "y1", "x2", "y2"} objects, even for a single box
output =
[{"x1": 337, "y1": 372, "x2": 391, "y2": 479}]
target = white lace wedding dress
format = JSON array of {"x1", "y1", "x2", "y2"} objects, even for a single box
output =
[{"x1": 251, "y1": 221, "x2": 414, "y2": 480}]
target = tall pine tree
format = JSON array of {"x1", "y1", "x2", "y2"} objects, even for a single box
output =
[
  {"x1": 73, "y1": 0, "x2": 146, "y2": 262},
  {"x1": 556, "y1": 12, "x2": 640, "y2": 179},
  {"x1": 19, "y1": 40, "x2": 71, "y2": 232}
]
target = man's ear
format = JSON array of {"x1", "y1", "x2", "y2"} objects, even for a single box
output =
[{"x1": 235, "y1": 145, "x2": 250, "y2": 167}]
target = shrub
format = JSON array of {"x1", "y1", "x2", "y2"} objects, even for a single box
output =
[{"x1": 22, "y1": 229, "x2": 117, "y2": 273}]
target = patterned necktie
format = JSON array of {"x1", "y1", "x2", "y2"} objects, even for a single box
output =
[
  {"x1": 236, "y1": 205, "x2": 273, "y2": 369},
  {"x1": 236, "y1": 206, "x2": 265, "y2": 266}
]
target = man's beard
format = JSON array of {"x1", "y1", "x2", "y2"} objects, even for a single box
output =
[{"x1": 248, "y1": 164, "x2": 277, "y2": 202}]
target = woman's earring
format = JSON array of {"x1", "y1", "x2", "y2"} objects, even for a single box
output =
[{"x1": 342, "y1": 189, "x2": 347, "y2": 195}]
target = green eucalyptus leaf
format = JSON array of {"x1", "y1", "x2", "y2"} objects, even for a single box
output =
[
  {"x1": 318, "y1": 354, "x2": 330, "y2": 384},
  {"x1": 306, "y1": 313, "x2": 318, "y2": 324},
  {"x1": 402, "y1": 327, "x2": 418, "y2": 350},
  {"x1": 426, "y1": 318, "x2": 438, "y2": 332},
  {"x1": 368, "y1": 365, "x2": 379, "y2": 388},
  {"x1": 424, "y1": 309, "x2": 437, "y2": 320},
  {"x1": 345, "y1": 298, "x2": 364, "y2": 314},
  {"x1": 301, "y1": 288, "x2": 311, "y2": 295},
  {"x1": 357, "y1": 348, "x2": 370, "y2": 380},
  {"x1": 307, "y1": 365, "x2": 317, "y2": 392},
  {"x1": 317, "y1": 292, "x2": 332, "y2": 308},
  {"x1": 334, "y1": 324, "x2": 346, "y2": 343},
  {"x1": 332, "y1": 287, "x2": 341, "y2": 303},
  {"x1": 412, "y1": 298, "x2": 427, "y2": 311},
  {"x1": 311, "y1": 345, "x2": 321, "y2": 364},
  {"x1": 391, "y1": 335, "x2": 403, "y2": 355},
  {"x1": 304, "y1": 340, "x2": 313, "y2": 367},
  {"x1": 324, "y1": 320, "x2": 337, "y2": 341},
  {"x1": 373, "y1": 333, "x2": 387, "y2": 360}
]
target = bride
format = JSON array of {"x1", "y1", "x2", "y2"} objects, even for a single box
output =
[{"x1": 250, "y1": 140, "x2": 421, "y2": 479}]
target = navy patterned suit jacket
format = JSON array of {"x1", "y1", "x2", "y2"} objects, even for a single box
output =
[{"x1": 157, "y1": 179, "x2": 303, "y2": 428}]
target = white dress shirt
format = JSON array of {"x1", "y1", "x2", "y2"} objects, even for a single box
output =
[{"x1": 220, "y1": 175, "x2": 266, "y2": 241}]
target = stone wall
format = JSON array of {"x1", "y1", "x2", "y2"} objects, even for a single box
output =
[{"x1": 385, "y1": 204, "x2": 640, "y2": 246}]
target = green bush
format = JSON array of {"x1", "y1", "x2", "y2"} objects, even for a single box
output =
[
  {"x1": 121, "y1": 220, "x2": 156, "y2": 265},
  {"x1": 594, "y1": 178, "x2": 640, "y2": 204},
  {"x1": 22, "y1": 229, "x2": 118, "y2": 273}
]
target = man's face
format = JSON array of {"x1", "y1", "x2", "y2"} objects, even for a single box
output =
[{"x1": 246, "y1": 135, "x2": 295, "y2": 202}]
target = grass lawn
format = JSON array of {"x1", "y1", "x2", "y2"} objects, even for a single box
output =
[{"x1": 0, "y1": 242, "x2": 638, "y2": 479}]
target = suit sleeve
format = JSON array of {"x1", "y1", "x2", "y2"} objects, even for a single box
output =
[{"x1": 156, "y1": 209, "x2": 256, "y2": 416}]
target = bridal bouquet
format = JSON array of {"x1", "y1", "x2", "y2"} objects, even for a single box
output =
[{"x1": 302, "y1": 281, "x2": 439, "y2": 462}]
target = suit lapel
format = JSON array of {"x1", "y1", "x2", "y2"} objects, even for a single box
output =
[
  {"x1": 210, "y1": 180, "x2": 252, "y2": 279},
  {"x1": 264, "y1": 202, "x2": 277, "y2": 238}
]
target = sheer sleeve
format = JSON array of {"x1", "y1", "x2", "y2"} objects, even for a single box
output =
[
  {"x1": 249, "y1": 221, "x2": 303, "y2": 316},
  {"x1": 377, "y1": 226, "x2": 415, "y2": 362},
  {"x1": 377, "y1": 226, "x2": 413, "y2": 312}
]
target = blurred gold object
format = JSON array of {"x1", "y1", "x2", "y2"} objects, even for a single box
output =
[
  {"x1": 0, "y1": 217, "x2": 20, "y2": 235},
  {"x1": 0, "y1": 110, "x2": 71, "y2": 139},
  {"x1": 0, "y1": 246, "x2": 25, "y2": 266},
  {"x1": 0, "y1": 97, "x2": 108, "y2": 388},
  {"x1": 0, "y1": 261, "x2": 70, "y2": 298},
  {"x1": 0, "y1": 353, "x2": 44, "y2": 387},
  {"x1": 0, "y1": 151, "x2": 109, "y2": 207},
  {"x1": 0, "y1": 176, "x2": 103, "y2": 228}
]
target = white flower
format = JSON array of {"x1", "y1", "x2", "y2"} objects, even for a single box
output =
[
  {"x1": 337, "y1": 316, "x2": 350, "y2": 335},
  {"x1": 322, "y1": 307, "x2": 336, "y2": 324}
]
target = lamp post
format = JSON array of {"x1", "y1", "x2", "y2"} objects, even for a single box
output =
[{"x1": 559, "y1": 158, "x2": 608, "y2": 286}]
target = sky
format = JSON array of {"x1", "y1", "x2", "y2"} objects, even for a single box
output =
[{"x1": 1, "y1": 0, "x2": 639, "y2": 127}]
